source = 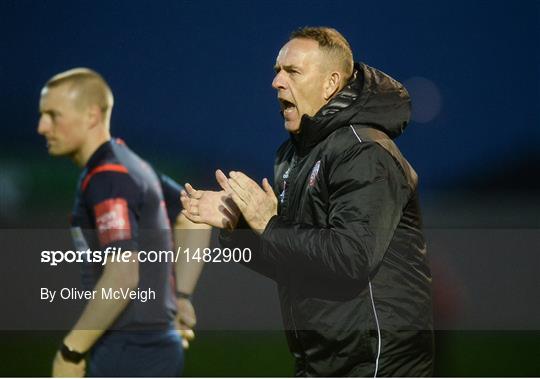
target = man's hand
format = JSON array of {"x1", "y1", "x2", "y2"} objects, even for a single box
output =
[
  {"x1": 176, "y1": 298, "x2": 196, "y2": 349},
  {"x1": 180, "y1": 170, "x2": 240, "y2": 230},
  {"x1": 52, "y1": 351, "x2": 85, "y2": 377},
  {"x1": 227, "y1": 171, "x2": 277, "y2": 234}
]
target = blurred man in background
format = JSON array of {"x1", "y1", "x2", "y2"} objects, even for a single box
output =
[
  {"x1": 38, "y1": 68, "x2": 211, "y2": 377},
  {"x1": 181, "y1": 27, "x2": 434, "y2": 376}
]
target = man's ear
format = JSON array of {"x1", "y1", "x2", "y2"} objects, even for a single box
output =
[
  {"x1": 86, "y1": 105, "x2": 102, "y2": 129},
  {"x1": 323, "y1": 71, "x2": 342, "y2": 101}
]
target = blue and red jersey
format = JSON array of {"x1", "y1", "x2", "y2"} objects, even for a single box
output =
[{"x1": 70, "y1": 138, "x2": 183, "y2": 331}]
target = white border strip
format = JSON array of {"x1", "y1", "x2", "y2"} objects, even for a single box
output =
[
  {"x1": 349, "y1": 124, "x2": 363, "y2": 143},
  {"x1": 368, "y1": 281, "x2": 381, "y2": 377}
]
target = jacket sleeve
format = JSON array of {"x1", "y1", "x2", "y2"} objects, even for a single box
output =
[
  {"x1": 219, "y1": 217, "x2": 277, "y2": 282},
  {"x1": 259, "y1": 142, "x2": 411, "y2": 282}
]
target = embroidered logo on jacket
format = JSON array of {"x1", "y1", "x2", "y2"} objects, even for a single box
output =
[
  {"x1": 280, "y1": 166, "x2": 291, "y2": 204},
  {"x1": 308, "y1": 160, "x2": 321, "y2": 187}
]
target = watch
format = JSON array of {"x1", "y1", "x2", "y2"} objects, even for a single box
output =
[
  {"x1": 175, "y1": 290, "x2": 192, "y2": 300},
  {"x1": 60, "y1": 343, "x2": 86, "y2": 364}
]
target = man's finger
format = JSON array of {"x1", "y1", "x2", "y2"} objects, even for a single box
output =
[
  {"x1": 180, "y1": 193, "x2": 191, "y2": 209},
  {"x1": 228, "y1": 177, "x2": 252, "y2": 205},
  {"x1": 262, "y1": 177, "x2": 274, "y2": 196},
  {"x1": 186, "y1": 202, "x2": 199, "y2": 215},
  {"x1": 182, "y1": 338, "x2": 189, "y2": 349},
  {"x1": 180, "y1": 193, "x2": 200, "y2": 215},
  {"x1": 216, "y1": 169, "x2": 232, "y2": 192},
  {"x1": 230, "y1": 171, "x2": 267, "y2": 203},
  {"x1": 185, "y1": 183, "x2": 202, "y2": 199},
  {"x1": 177, "y1": 320, "x2": 194, "y2": 350},
  {"x1": 229, "y1": 190, "x2": 248, "y2": 213},
  {"x1": 179, "y1": 327, "x2": 195, "y2": 340},
  {"x1": 181, "y1": 209, "x2": 202, "y2": 224},
  {"x1": 229, "y1": 171, "x2": 259, "y2": 189},
  {"x1": 179, "y1": 314, "x2": 196, "y2": 329}
]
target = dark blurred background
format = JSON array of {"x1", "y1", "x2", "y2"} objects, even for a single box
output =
[{"x1": 0, "y1": 0, "x2": 539, "y2": 376}]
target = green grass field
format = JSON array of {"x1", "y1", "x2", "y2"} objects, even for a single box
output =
[{"x1": 0, "y1": 331, "x2": 538, "y2": 376}]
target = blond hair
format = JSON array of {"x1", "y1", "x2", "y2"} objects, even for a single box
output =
[{"x1": 45, "y1": 68, "x2": 114, "y2": 119}]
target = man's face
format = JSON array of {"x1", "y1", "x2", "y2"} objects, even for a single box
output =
[
  {"x1": 272, "y1": 38, "x2": 328, "y2": 133},
  {"x1": 38, "y1": 84, "x2": 88, "y2": 157}
]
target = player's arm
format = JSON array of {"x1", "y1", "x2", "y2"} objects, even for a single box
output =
[
  {"x1": 66, "y1": 255, "x2": 138, "y2": 349},
  {"x1": 54, "y1": 256, "x2": 139, "y2": 374},
  {"x1": 173, "y1": 213, "x2": 211, "y2": 348},
  {"x1": 174, "y1": 213, "x2": 211, "y2": 298},
  {"x1": 159, "y1": 173, "x2": 211, "y2": 348},
  {"x1": 159, "y1": 173, "x2": 211, "y2": 298}
]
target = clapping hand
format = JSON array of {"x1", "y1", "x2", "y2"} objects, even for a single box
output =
[
  {"x1": 226, "y1": 171, "x2": 277, "y2": 234},
  {"x1": 181, "y1": 170, "x2": 240, "y2": 230}
]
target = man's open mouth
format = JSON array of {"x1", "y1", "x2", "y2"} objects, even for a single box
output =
[{"x1": 279, "y1": 98, "x2": 297, "y2": 115}]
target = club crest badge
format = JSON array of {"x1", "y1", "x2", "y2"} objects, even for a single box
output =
[{"x1": 308, "y1": 160, "x2": 321, "y2": 187}]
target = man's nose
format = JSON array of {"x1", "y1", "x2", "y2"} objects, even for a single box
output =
[
  {"x1": 37, "y1": 115, "x2": 50, "y2": 135},
  {"x1": 272, "y1": 72, "x2": 286, "y2": 90}
]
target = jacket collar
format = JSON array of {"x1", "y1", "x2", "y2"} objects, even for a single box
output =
[{"x1": 290, "y1": 62, "x2": 411, "y2": 156}]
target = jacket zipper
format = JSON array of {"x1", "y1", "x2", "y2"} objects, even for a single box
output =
[
  {"x1": 286, "y1": 153, "x2": 299, "y2": 340},
  {"x1": 283, "y1": 152, "x2": 305, "y2": 364},
  {"x1": 281, "y1": 154, "x2": 298, "y2": 216}
]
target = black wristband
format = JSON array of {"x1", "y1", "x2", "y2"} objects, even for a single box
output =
[
  {"x1": 60, "y1": 343, "x2": 86, "y2": 364},
  {"x1": 175, "y1": 290, "x2": 192, "y2": 300}
]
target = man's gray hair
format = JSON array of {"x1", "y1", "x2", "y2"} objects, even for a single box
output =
[{"x1": 290, "y1": 26, "x2": 354, "y2": 80}]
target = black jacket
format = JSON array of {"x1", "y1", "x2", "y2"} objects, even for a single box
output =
[{"x1": 221, "y1": 63, "x2": 434, "y2": 377}]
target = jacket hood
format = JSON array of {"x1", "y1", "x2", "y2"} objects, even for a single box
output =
[{"x1": 292, "y1": 62, "x2": 411, "y2": 153}]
